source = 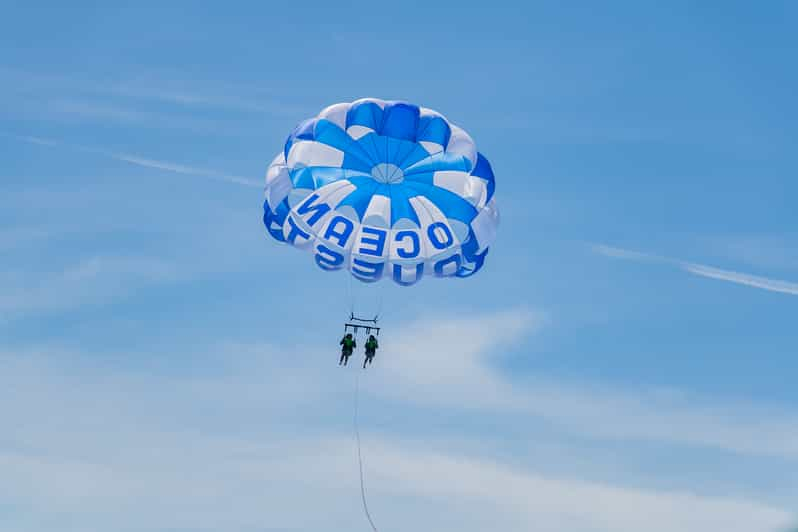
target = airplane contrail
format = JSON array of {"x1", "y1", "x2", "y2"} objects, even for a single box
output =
[
  {"x1": 9, "y1": 134, "x2": 262, "y2": 188},
  {"x1": 593, "y1": 244, "x2": 798, "y2": 296}
]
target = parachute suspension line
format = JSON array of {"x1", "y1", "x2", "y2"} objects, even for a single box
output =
[
  {"x1": 347, "y1": 272, "x2": 355, "y2": 316},
  {"x1": 375, "y1": 293, "x2": 383, "y2": 322},
  {"x1": 374, "y1": 280, "x2": 385, "y2": 322},
  {"x1": 354, "y1": 371, "x2": 379, "y2": 532}
]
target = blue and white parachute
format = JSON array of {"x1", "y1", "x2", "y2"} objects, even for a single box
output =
[{"x1": 263, "y1": 98, "x2": 499, "y2": 286}]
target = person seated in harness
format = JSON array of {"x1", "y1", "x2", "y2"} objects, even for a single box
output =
[
  {"x1": 339, "y1": 333, "x2": 356, "y2": 366},
  {"x1": 363, "y1": 334, "x2": 379, "y2": 368}
]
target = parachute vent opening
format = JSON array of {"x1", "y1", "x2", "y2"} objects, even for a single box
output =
[{"x1": 370, "y1": 163, "x2": 404, "y2": 184}]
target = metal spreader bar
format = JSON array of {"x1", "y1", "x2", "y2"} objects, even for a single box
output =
[{"x1": 344, "y1": 314, "x2": 381, "y2": 336}]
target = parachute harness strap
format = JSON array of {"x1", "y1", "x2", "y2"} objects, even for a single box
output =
[{"x1": 354, "y1": 371, "x2": 379, "y2": 532}]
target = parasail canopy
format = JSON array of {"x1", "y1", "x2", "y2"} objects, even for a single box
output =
[{"x1": 263, "y1": 98, "x2": 499, "y2": 286}]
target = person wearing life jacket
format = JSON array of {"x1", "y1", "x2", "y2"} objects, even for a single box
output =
[
  {"x1": 363, "y1": 334, "x2": 379, "y2": 368},
  {"x1": 339, "y1": 333, "x2": 356, "y2": 366}
]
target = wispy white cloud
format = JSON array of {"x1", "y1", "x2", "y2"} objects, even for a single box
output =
[
  {"x1": 1, "y1": 432, "x2": 789, "y2": 532},
  {"x1": 590, "y1": 243, "x2": 662, "y2": 262},
  {"x1": 371, "y1": 309, "x2": 545, "y2": 408},
  {"x1": 112, "y1": 153, "x2": 261, "y2": 187},
  {"x1": 0, "y1": 255, "x2": 178, "y2": 316},
  {"x1": 9, "y1": 134, "x2": 261, "y2": 188},
  {"x1": 370, "y1": 308, "x2": 798, "y2": 460},
  {"x1": 0, "y1": 203, "x2": 273, "y2": 319},
  {"x1": 682, "y1": 262, "x2": 798, "y2": 296},
  {"x1": 10, "y1": 134, "x2": 59, "y2": 147},
  {"x1": 0, "y1": 322, "x2": 794, "y2": 532},
  {"x1": 368, "y1": 440, "x2": 792, "y2": 532},
  {"x1": 0, "y1": 66, "x2": 309, "y2": 119},
  {"x1": 592, "y1": 243, "x2": 798, "y2": 296}
]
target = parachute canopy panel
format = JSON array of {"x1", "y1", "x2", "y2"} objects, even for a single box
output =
[{"x1": 263, "y1": 98, "x2": 499, "y2": 286}]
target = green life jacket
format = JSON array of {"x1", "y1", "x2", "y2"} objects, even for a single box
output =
[{"x1": 343, "y1": 338, "x2": 354, "y2": 349}]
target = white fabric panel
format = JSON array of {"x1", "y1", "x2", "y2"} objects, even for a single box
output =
[
  {"x1": 266, "y1": 170, "x2": 292, "y2": 209},
  {"x1": 280, "y1": 212, "x2": 315, "y2": 250},
  {"x1": 264, "y1": 153, "x2": 292, "y2": 209},
  {"x1": 407, "y1": 197, "x2": 435, "y2": 261},
  {"x1": 419, "y1": 106, "x2": 448, "y2": 122},
  {"x1": 291, "y1": 181, "x2": 355, "y2": 228},
  {"x1": 474, "y1": 177, "x2": 489, "y2": 209},
  {"x1": 387, "y1": 227, "x2": 422, "y2": 262},
  {"x1": 286, "y1": 140, "x2": 344, "y2": 169},
  {"x1": 310, "y1": 181, "x2": 357, "y2": 211},
  {"x1": 471, "y1": 198, "x2": 500, "y2": 252},
  {"x1": 446, "y1": 125, "x2": 478, "y2": 170},
  {"x1": 409, "y1": 196, "x2": 461, "y2": 260},
  {"x1": 362, "y1": 194, "x2": 391, "y2": 227},
  {"x1": 346, "y1": 125, "x2": 374, "y2": 140},
  {"x1": 408, "y1": 195, "x2": 439, "y2": 229},
  {"x1": 318, "y1": 102, "x2": 350, "y2": 129},
  {"x1": 265, "y1": 153, "x2": 286, "y2": 190},
  {"x1": 438, "y1": 254, "x2": 461, "y2": 276},
  {"x1": 317, "y1": 214, "x2": 360, "y2": 253},
  {"x1": 432, "y1": 171, "x2": 467, "y2": 196},
  {"x1": 352, "y1": 97, "x2": 386, "y2": 109},
  {"x1": 392, "y1": 263, "x2": 423, "y2": 283},
  {"x1": 432, "y1": 170, "x2": 487, "y2": 207},
  {"x1": 419, "y1": 140, "x2": 443, "y2": 154},
  {"x1": 285, "y1": 181, "x2": 357, "y2": 252},
  {"x1": 335, "y1": 205, "x2": 360, "y2": 223},
  {"x1": 391, "y1": 218, "x2": 420, "y2": 229},
  {"x1": 287, "y1": 188, "x2": 314, "y2": 208},
  {"x1": 448, "y1": 219, "x2": 470, "y2": 243},
  {"x1": 350, "y1": 225, "x2": 389, "y2": 261},
  {"x1": 266, "y1": 152, "x2": 285, "y2": 175}
]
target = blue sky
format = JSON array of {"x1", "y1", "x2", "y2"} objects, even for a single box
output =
[{"x1": 1, "y1": 1, "x2": 797, "y2": 531}]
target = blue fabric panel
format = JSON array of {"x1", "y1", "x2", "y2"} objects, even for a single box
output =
[
  {"x1": 387, "y1": 185, "x2": 420, "y2": 226},
  {"x1": 401, "y1": 171, "x2": 435, "y2": 186},
  {"x1": 335, "y1": 182, "x2": 381, "y2": 220},
  {"x1": 355, "y1": 132, "x2": 383, "y2": 166},
  {"x1": 417, "y1": 115, "x2": 451, "y2": 146},
  {"x1": 381, "y1": 102, "x2": 419, "y2": 141},
  {"x1": 346, "y1": 101, "x2": 383, "y2": 131},
  {"x1": 472, "y1": 152, "x2": 496, "y2": 202},
  {"x1": 313, "y1": 119, "x2": 375, "y2": 167},
  {"x1": 403, "y1": 152, "x2": 471, "y2": 176},
  {"x1": 263, "y1": 198, "x2": 290, "y2": 242}
]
